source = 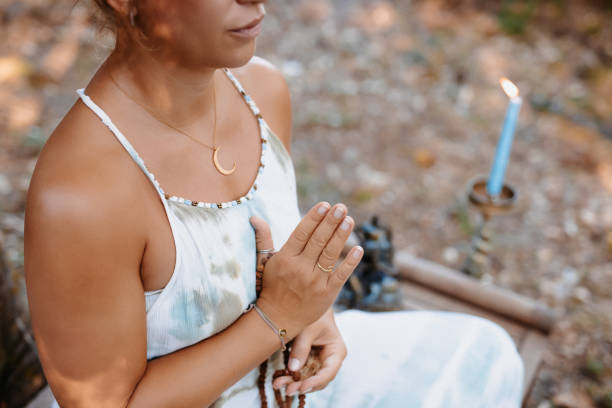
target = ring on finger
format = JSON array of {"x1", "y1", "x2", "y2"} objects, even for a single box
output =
[
  {"x1": 257, "y1": 248, "x2": 276, "y2": 253},
  {"x1": 316, "y1": 261, "x2": 334, "y2": 273}
]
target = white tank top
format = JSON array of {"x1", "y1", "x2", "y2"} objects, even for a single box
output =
[{"x1": 75, "y1": 67, "x2": 301, "y2": 407}]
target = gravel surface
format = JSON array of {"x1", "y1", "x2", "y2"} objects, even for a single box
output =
[{"x1": 1, "y1": 1, "x2": 610, "y2": 406}]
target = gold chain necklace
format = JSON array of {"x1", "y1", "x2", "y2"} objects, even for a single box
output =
[{"x1": 107, "y1": 71, "x2": 236, "y2": 176}]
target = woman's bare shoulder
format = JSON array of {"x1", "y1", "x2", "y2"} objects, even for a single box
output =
[
  {"x1": 230, "y1": 56, "x2": 293, "y2": 154},
  {"x1": 27, "y1": 98, "x2": 148, "y2": 244}
]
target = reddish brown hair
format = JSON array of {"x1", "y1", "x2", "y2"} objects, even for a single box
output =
[{"x1": 89, "y1": 0, "x2": 121, "y2": 31}]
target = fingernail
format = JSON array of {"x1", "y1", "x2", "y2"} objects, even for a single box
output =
[
  {"x1": 352, "y1": 246, "x2": 363, "y2": 259},
  {"x1": 334, "y1": 206, "x2": 344, "y2": 219},
  {"x1": 288, "y1": 390, "x2": 298, "y2": 396},
  {"x1": 340, "y1": 217, "x2": 351, "y2": 231},
  {"x1": 289, "y1": 358, "x2": 300, "y2": 371},
  {"x1": 318, "y1": 202, "x2": 330, "y2": 215},
  {"x1": 303, "y1": 387, "x2": 313, "y2": 394}
]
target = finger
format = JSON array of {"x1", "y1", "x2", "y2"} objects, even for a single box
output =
[
  {"x1": 316, "y1": 215, "x2": 354, "y2": 273},
  {"x1": 287, "y1": 334, "x2": 313, "y2": 373},
  {"x1": 285, "y1": 380, "x2": 304, "y2": 397},
  {"x1": 273, "y1": 375, "x2": 294, "y2": 390},
  {"x1": 301, "y1": 203, "x2": 347, "y2": 261},
  {"x1": 282, "y1": 202, "x2": 331, "y2": 256},
  {"x1": 299, "y1": 354, "x2": 343, "y2": 394},
  {"x1": 326, "y1": 245, "x2": 364, "y2": 290},
  {"x1": 249, "y1": 215, "x2": 274, "y2": 253}
]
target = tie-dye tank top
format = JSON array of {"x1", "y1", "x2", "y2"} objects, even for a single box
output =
[{"x1": 74, "y1": 67, "x2": 301, "y2": 407}]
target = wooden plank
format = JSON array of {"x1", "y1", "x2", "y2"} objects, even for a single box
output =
[
  {"x1": 400, "y1": 296, "x2": 429, "y2": 312},
  {"x1": 394, "y1": 251, "x2": 558, "y2": 333},
  {"x1": 519, "y1": 331, "x2": 549, "y2": 407}
]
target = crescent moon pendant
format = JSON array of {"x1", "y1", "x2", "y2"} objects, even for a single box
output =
[{"x1": 213, "y1": 146, "x2": 236, "y2": 175}]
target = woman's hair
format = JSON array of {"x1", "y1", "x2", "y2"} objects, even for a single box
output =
[
  {"x1": 86, "y1": 0, "x2": 160, "y2": 54},
  {"x1": 87, "y1": 0, "x2": 120, "y2": 32}
]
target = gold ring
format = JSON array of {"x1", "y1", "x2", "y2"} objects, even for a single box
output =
[{"x1": 316, "y1": 261, "x2": 334, "y2": 273}]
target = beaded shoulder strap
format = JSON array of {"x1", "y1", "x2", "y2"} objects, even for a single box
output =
[
  {"x1": 75, "y1": 88, "x2": 166, "y2": 200},
  {"x1": 221, "y1": 68, "x2": 285, "y2": 151},
  {"x1": 221, "y1": 68, "x2": 264, "y2": 120}
]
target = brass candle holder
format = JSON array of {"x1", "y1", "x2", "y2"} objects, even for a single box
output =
[{"x1": 461, "y1": 175, "x2": 517, "y2": 278}]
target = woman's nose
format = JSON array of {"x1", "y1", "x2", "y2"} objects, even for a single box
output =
[{"x1": 237, "y1": 0, "x2": 266, "y2": 15}]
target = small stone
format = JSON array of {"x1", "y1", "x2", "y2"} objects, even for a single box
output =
[
  {"x1": 341, "y1": 146, "x2": 359, "y2": 163},
  {"x1": 1, "y1": 213, "x2": 24, "y2": 235},
  {"x1": 326, "y1": 163, "x2": 342, "y2": 183},
  {"x1": 537, "y1": 248, "x2": 553, "y2": 263},
  {"x1": 0, "y1": 174, "x2": 13, "y2": 195},
  {"x1": 298, "y1": 0, "x2": 332, "y2": 23},
  {"x1": 552, "y1": 389, "x2": 595, "y2": 408},
  {"x1": 572, "y1": 286, "x2": 591, "y2": 303},
  {"x1": 442, "y1": 246, "x2": 459, "y2": 263},
  {"x1": 544, "y1": 226, "x2": 563, "y2": 240},
  {"x1": 563, "y1": 214, "x2": 579, "y2": 236},
  {"x1": 355, "y1": 163, "x2": 391, "y2": 190},
  {"x1": 579, "y1": 208, "x2": 597, "y2": 227},
  {"x1": 281, "y1": 60, "x2": 304, "y2": 78}
]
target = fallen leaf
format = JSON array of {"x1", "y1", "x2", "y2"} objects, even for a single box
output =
[
  {"x1": 0, "y1": 56, "x2": 31, "y2": 83},
  {"x1": 412, "y1": 148, "x2": 436, "y2": 168}
]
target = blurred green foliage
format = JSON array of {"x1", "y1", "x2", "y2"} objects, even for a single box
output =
[{"x1": 498, "y1": 0, "x2": 538, "y2": 35}]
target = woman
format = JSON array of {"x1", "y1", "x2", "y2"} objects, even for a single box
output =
[{"x1": 24, "y1": 0, "x2": 525, "y2": 407}]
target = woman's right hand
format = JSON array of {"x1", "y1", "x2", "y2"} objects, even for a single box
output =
[{"x1": 249, "y1": 202, "x2": 364, "y2": 340}]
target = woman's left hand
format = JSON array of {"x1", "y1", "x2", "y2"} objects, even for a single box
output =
[{"x1": 273, "y1": 306, "x2": 347, "y2": 396}]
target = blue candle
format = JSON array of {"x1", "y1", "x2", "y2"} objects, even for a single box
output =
[{"x1": 486, "y1": 78, "x2": 522, "y2": 197}]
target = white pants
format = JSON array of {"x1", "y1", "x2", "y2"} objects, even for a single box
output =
[
  {"x1": 301, "y1": 309, "x2": 524, "y2": 408},
  {"x1": 50, "y1": 310, "x2": 524, "y2": 408}
]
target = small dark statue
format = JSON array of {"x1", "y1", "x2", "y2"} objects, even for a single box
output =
[{"x1": 335, "y1": 215, "x2": 403, "y2": 312}]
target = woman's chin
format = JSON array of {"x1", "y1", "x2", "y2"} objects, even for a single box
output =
[
  {"x1": 221, "y1": 45, "x2": 257, "y2": 68},
  {"x1": 173, "y1": 46, "x2": 255, "y2": 71}
]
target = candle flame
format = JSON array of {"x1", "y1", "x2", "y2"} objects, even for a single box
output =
[{"x1": 499, "y1": 77, "x2": 519, "y2": 98}]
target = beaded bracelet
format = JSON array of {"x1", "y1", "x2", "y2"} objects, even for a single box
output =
[{"x1": 246, "y1": 303, "x2": 288, "y2": 351}]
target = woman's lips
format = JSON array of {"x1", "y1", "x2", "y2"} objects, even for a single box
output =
[{"x1": 229, "y1": 17, "x2": 263, "y2": 38}]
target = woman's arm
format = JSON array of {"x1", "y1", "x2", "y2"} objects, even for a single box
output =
[{"x1": 24, "y1": 180, "x2": 298, "y2": 408}]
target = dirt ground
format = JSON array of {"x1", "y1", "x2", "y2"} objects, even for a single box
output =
[{"x1": 1, "y1": 0, "x2": 610, "y2": 406}]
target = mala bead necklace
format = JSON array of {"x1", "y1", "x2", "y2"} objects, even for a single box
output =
[{"x1": 254, "y1": 251, "x2": 323, "y2": 408}]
